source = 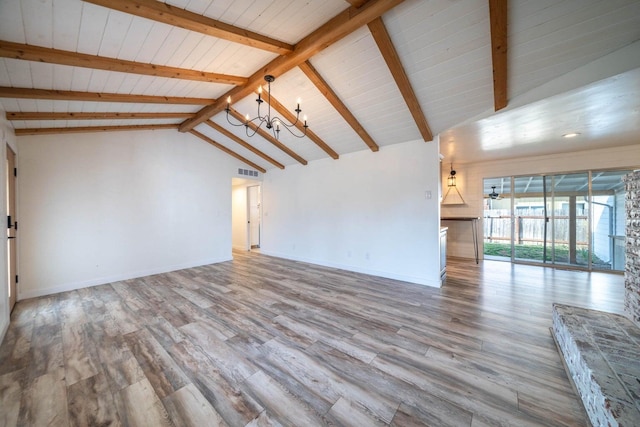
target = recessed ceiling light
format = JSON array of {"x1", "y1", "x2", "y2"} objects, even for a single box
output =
[{"x1": 562, "y1": 132, "x2": 581, "y2": 138}]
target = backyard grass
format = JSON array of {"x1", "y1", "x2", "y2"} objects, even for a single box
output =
[{"x1": 484, "y1": 242, "x2": 606, "y2": 266}]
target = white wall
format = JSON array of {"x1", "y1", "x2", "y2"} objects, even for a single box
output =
[
  {"x1": 17, "y1": 129, "x2": 242, "y2": 299},
  {"x1": 442, "y1": 144, "x2": 640, "y2": 259},
  {"x1": 261, "y1": 138, "x2": 443, "y2": 287},
  {"x1": 0, "y1": 110, "x2": 18, "y2": 344}
]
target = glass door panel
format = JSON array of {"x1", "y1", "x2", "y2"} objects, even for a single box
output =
[
  {"x1": 483, "y1": 177, "x2": 512, "y2": 260},
  {"x1": 591, "y1": 170, "x2": 631, "y2": 271},
  {"x1": 548, "y1": 173, "x2": 589, "y2": 267},
  {"x1": 512, "y1": 176, "x2": 548, "y2": 263}
]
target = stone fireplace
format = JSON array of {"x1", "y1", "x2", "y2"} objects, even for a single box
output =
[
  {"x1": 624, "y1": 170, "x2": 640, "y2": 328},
  {"x1": 552, "y1": 170, "x2": 640, "y2": 426}
]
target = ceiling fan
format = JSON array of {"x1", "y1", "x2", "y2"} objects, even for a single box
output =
[{"x1": 488, "y1": 186, "x2": 501, "y2": 200}]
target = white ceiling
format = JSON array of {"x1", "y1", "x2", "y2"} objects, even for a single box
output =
[
  {"x1": 1, "y1": 0, "x2": 639, "y2": 169},
  {"x1": 441, "y1": 65, "x2": 640, "y2": 163}
]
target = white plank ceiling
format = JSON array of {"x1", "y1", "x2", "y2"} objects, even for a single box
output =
[{"x1": 0, "y1": 0, "x2": 639, "y2": 169}]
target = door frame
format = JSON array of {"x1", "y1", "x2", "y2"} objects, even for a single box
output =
[{"x1": 6, "y1": 144, "x2": 17, "y2": 312}]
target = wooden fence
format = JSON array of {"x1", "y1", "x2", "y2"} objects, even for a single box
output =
[{"x1": 484, "y1": 212, "x2": 588, "y2": 246}]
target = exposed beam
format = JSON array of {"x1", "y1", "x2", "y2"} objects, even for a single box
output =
[
  {"x1": 179, "y1": 0, "x2": 405, "y2": 132},
  {"x1": 83, "y1": 0, "x2": 293, "y2": 55},
  {"x1": 205, "y1": 120, "x2": 284, "y2": 169},
  {"x1": 0, "y1": 87, "x2": 212, "y2": 104},
  {"x1": 489, "y1": 0, "x2": 508, "y2": 111},
  {"x1": 7, "y1": 112, "x2": 194, "y2": 120},
  {"x1": 189, "y1": 130, "x2": 266, "y2": 173},
  {"x1": 368, "y1": 17, "x2": 433, "y2": 142},
  {"x1": 260, "y1": 90, "x2": 339, "y2": 159},
  {"x1": 299, "y1": 61, "x2": 378, "y2": 152},
  {"x1": 14, "y1": 123, "x2": 178, "y2": 136},
  {"x1": 228, "y1": 108, "x2": 308, "y2": 166},
  {"x1": 344, "y1": 0, "x2": 370, "y2": 7},
  {"x1": 0, "y1": 41, "x2": 247, "y2": 85}
]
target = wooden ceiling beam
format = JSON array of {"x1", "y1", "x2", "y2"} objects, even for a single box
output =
[
  {"x1": 344, "y1": 0, "x2": 370, "y2": 8},
  {"x1": 14, "y1": 123, "x2": 178, "y2": 136},
  {"x1": 299, "y1": 61, "x2": 379, "y2": 152},
  {"x1": 228, "y1": 108, "x2": 308, "y2": 166},
  {"x1": 205, "y1": 120, "x2": 284, "y2": 169},
  {"x1": 0, "y1": 87, "x2": 212, "y2": 104},
  {"x1": 189, "y1": 130, "x2": 266, "y2": 173},
  {"x1": 179, "y1": 0, "x2": 405, "y2": 133},
  {"x1": 83, "y1": 0, "x2": 293, "y2": 55},
  {"x1": 259, "y1": 90, "x2": 339, "y2": 159},
  {"x1": 489, "y1": 0, "x2": 508, "y2": 111},
  {"x1": 0, "y1": 40, "x2": 247, "y2": 85},
  {"x1": 7, "y1": 112, "x2": 194, "y2": 120},
  {"x1": 367, "y1": 17, "x2": 433, "y2": 142}
]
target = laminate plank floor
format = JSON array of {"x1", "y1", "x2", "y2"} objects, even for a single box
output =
[{"x1": 0, "y1": 252, "x2": 624, "y2": 426}]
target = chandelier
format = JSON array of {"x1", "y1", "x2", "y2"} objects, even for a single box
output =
[{"x1": 225, "y1": 75, "x2": 308, "y2": 140}]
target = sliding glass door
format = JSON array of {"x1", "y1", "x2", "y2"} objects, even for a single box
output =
[
  {"x1": 546, "y1": 173, "x2": 590, "y2": 268},
  {"x1": 483, "y1": 169, "x2": 632, "y2": 272}
]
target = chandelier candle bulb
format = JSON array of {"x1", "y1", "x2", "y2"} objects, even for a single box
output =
[{"x1": 257, "y1": 85, "x2": 263, "y2": 103}]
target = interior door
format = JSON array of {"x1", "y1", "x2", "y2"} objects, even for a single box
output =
[{"x1": 6, "y1": 145, "x2": 17, "y2": 312}]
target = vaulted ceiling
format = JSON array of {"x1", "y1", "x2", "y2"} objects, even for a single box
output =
[{"x1": 1, "y1": 0, "x2": 639, "y2": 171}]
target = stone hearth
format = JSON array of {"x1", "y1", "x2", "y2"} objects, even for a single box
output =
[
  {"x1": 553, "y1": 304, "x2": 640, "y2": 426},
  {"x1": 552, "y1": 170, "x2": 640, "y2": 427}
]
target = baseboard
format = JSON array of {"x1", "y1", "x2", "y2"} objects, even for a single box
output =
[
  {"x1": 259, "y1": 250, "x2": 442, "y2": 288},
  {"x1": 17, "y1": 256, "x2": 233, "y2": 300}
]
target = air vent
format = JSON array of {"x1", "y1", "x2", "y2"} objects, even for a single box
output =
[{"x1": 238, "y1": 168, "x2": 259, "y2": 177}]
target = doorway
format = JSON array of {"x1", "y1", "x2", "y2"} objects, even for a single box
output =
[
  {"x1": 231, "y1": 178, "x2": 262, "y2": 251},
  {"x1": 6, "y1": 145, "x2": 17, "y2": 312}
]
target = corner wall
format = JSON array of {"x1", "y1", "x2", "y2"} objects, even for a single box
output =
[
  {"x1": 261, "y1": 139, "x2": 442, "y2": 287},
  {"x1": 17, "y1": 129, "x2": 242, "y2": 299},
  {"x1": 441, "y1": 144, "x2": 640, "y2": 259}
]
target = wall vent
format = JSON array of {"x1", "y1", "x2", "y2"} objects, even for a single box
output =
[{"x1": 238, "y1": 168, "x2": 259, "y2": 177}]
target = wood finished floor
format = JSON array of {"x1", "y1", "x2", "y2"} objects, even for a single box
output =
[{"x1": 0, "y1": 252, "x2": 625, "y2": 426}]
